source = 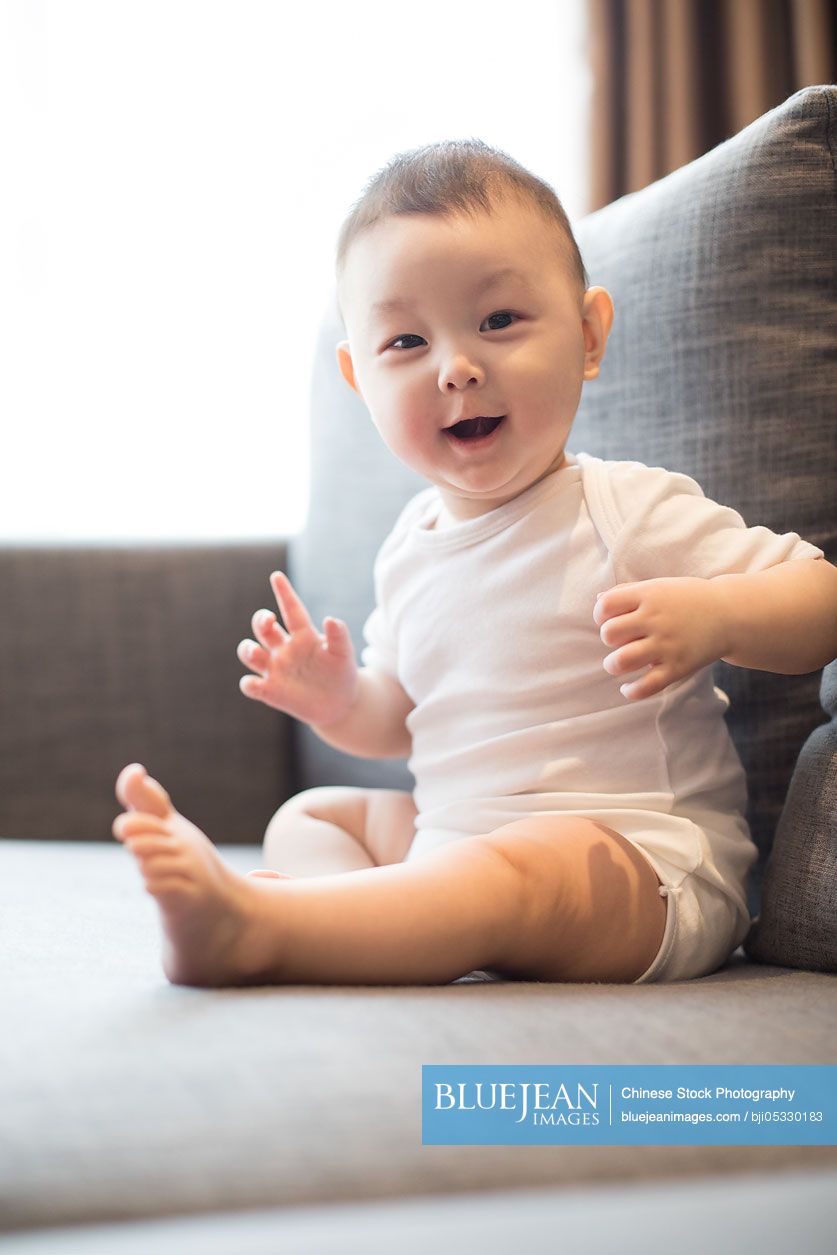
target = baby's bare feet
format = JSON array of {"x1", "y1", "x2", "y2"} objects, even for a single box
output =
[{"x1": 112, "y1": 763, "x2": 286, "y2": 987}]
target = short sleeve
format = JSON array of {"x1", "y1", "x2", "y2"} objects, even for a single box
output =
[{"x1": 604, "y1": 461, "x2": 824, "y2": 582}]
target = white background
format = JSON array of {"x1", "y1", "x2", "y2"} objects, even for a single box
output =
[{"x1": 0, "y1": 0, "x2": 591, "y2": 541}]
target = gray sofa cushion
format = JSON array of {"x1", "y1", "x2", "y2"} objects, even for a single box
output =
[
  {"x1": 745, "y1": 660, "x2": 837, "y2": 972},
  {"x1": 570, "y1": 85, "x2": 837, "y2": 917},
  {"x1": 5, "y1": 1170, "x2": 837, "y2": 1254},
  {"x1": 1, "y1": 838, "x2": 835, "y2": 1235}
]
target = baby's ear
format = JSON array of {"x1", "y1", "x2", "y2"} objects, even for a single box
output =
[
  {"x1": 336, "y1": 341, "x2": 362, "y2": 397},
  {"x1": 582, "y1": 287, "x2": 615, "y2": 381}
]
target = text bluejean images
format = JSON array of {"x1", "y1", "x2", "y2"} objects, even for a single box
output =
[{"x1": 421, "y1": 1066, "x2": 836, "y2": 1145}]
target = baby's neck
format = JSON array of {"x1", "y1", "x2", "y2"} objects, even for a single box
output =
[{"x1": 431, "y1": 454, "x2": 576, "y2": 530}]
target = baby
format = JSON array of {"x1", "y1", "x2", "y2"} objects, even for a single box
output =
[{"x1": 112, "y1": 140, "x2": 837, "y2": 989}]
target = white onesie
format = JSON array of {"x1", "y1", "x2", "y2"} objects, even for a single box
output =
[{"x1": 360, "y1": 451, "x2": 824, "y2": 938}]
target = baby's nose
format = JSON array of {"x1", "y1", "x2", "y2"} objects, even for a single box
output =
[{"x1": 439, "y1": 356, "x2": 484, "y2": 391}]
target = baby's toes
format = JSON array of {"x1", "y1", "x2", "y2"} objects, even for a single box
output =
[
  {"x1": 116, "y1": 763, "x2": 178, "y2": 823},
  {"x1": 113, "y1": 811, "x2": 169, "y2": 842},
  {"x1": 126, "y1": 839, "x2": 189, "y2": 888},
  {"x1": 124, "y1": 833, "x2": 178, "y2": 858}
]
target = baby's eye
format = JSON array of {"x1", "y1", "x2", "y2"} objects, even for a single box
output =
[
  {"x1": 482, "y1": 310, "x2": 518, "y2": 331},
  {"x1": 387, "y1": 334, "x2": 425, "y2": 351},
  {"x1": 385, "y1": 311, "x2": 518, "y2": 351}
]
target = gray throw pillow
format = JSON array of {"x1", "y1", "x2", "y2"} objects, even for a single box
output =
[
  {"x1": 571, "y1": 85, "x2": 837, "y2": 918},
  {"x1": 744, "y1": 660, "x2": 837, "y2": 972}
]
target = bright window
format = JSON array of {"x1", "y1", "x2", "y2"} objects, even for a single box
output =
[{"x1": 1, "y1": 0, "x2": 591, "y2": 541}]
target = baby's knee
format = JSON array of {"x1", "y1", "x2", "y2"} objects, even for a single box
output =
[
  {"x1": 262, "y1": 789, "x2": 318, "y2": 850},
  {"x1": 262, "y1": 786, "x2": 366, "y2": 850}
]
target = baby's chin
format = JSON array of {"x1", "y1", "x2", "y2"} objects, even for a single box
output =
[
  {"x1": 437, "y1": 454, "x2": 568, "y2": 504},
  {"x1": 433, "y1": 477, "x2": 537, "y2": 523}
]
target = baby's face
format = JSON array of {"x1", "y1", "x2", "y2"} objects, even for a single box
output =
[{"x1": 337, "y1": 197, "x2": 613, "y2": 522}]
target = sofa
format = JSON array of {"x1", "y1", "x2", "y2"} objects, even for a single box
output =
[{"x1": 1, "y1": 86, "x2": 835, "y2": 1252}]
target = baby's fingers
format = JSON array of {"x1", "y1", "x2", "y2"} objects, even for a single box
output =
[
  {"x1": 239, "y1": 674, "x2": 266, "y2": 700},
  {"x1": 619, "y1": 663, "x2": 670, "y2": 701},
  {"x1": 237, "y1": 639, "x2": 270, "y2": 674},
  {"x1": 322, "y1": 617, "x2": 354, "y2": 659},
  {"x1": 270, "y1": 571, "x2": 314, "y2": 636},
  {"x1": 251, "y1": 608, "x2": 288, "y2": 650}
]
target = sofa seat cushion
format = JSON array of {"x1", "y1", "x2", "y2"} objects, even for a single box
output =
[
  {"x1": 1, "y1": 840, "x2": 835, "y2": 1234},
  {"x1": 5, "y1": 1170, "x2": 837, "y2": 1255}
]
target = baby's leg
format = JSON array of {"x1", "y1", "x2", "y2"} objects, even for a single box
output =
[
  {"x1": 112, "y1": 764, "x2": 665, "y2": 987},
  {"x1": 477, "y1": 816, "x2": 668, "y2": 982},
  {"x1": 259, "y1": 787, "x2": 418, "y2": 877},
  {"x1": 112, "y1": 764, "x2": 523, "y2": 986}
]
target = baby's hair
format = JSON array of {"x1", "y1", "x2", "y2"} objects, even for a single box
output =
[{"x1": 335, "y1": 138, "x2": 589, "y2": 319}]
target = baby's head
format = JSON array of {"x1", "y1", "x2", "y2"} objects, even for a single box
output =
[{"x1": 334, "y1": 140, "x2": 613, "y2": 523}]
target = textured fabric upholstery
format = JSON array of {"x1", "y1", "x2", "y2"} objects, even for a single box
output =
[
  {"x1": 570, "y1": 85, "x2": 836, "y2": 915},
  {"x1": 0, "y1": 544, "x2": 293, "y2": 843},
  {"x1": 745, "y1": 660, "x2": 837, "y2": 971},
  {"x1": 0, "y1": 838, "x2": 834, "y2": 1234}
]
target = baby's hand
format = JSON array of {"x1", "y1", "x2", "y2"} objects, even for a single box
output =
[
  {"x1": 237, "y1": 572, "x2": 359, "y2": 726},
  {"x1": 593, "y1": 577, "x2": 729, "y2": 701}
]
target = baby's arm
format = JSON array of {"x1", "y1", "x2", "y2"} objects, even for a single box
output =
[
  {"x1": 238, "y1": 571, "x2": 413, "y2": 760},
  {"x1": 710, "y1": 556, "x2": 837, "y2": 674},
  {"x1": 311, "y1": 667, "x2": 414, "y2": 759},
  {"x1": 595, "y1": 557, "x2": 837, "y2": 700}
]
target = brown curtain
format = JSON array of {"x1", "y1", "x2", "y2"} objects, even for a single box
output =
[{"x1": 586, "y1": 0, "x2": 837, "y2": 210}]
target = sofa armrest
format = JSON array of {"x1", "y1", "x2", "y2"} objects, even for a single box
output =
[{"x1": 0, "y1": 541, "x2": 295, "y2": 844}]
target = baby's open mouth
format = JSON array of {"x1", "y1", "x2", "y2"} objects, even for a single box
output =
[{"x1": 445, "y1": 415, "x2": 505, "y2": 440}]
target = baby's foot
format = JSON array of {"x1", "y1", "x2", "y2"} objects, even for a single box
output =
[{"x1": 113, "y1": 763, "x2": 285, "y2": 987}]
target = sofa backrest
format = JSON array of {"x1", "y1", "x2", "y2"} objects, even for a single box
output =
[{"x1": 289, "y1": 86, "x2": 837, "y2": 915}]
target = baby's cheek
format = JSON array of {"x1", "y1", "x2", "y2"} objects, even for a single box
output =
[
  {"x1": 400, "y1": 403, "x2": 439, "y2": 446},
  {"x1": 525, "y1": 360, "x2": 579, "y2": 415},
  {"x1": 376, "y1": 406, "x2": 439, "y2": 471}
]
